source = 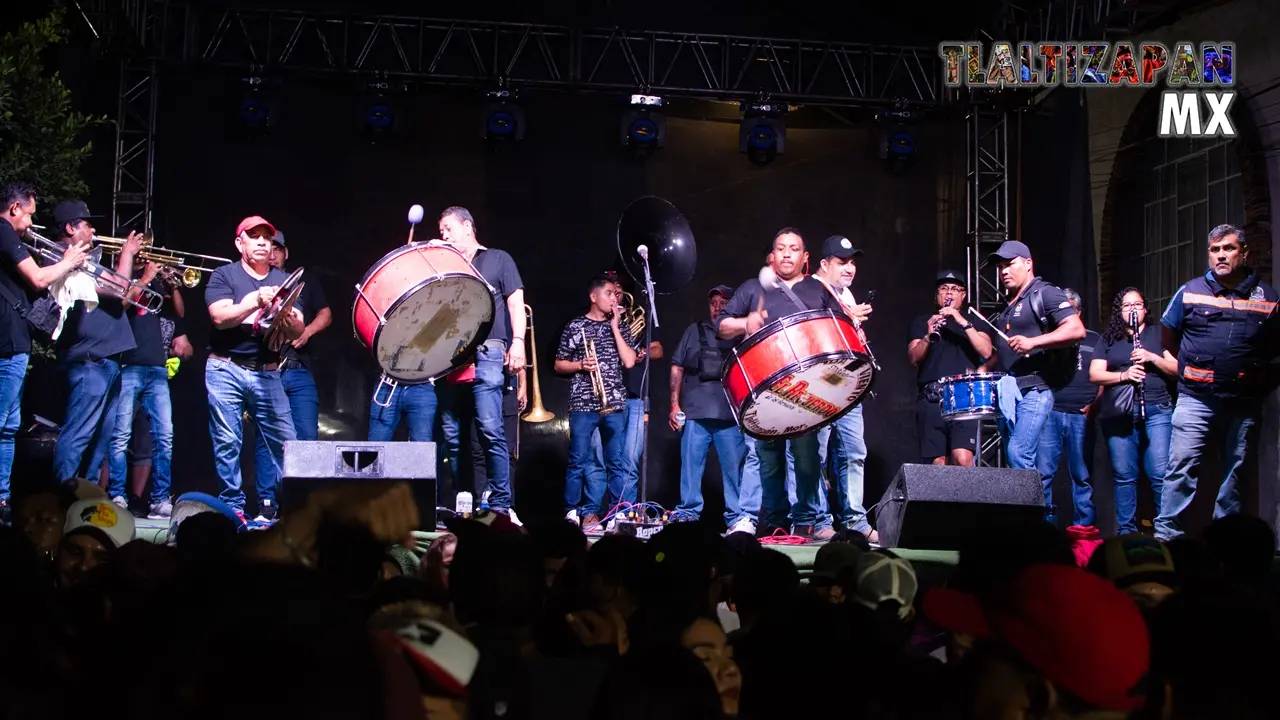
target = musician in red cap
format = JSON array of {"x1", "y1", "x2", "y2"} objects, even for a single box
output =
[
  {"x1": 204, "y1": 216, "x2": 304, "y2": 520},
  {"x1": 716, "y1": 228, "x2": 846, "y2": 541}
]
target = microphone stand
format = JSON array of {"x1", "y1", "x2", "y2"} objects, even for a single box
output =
[{"x1": 638, "y1": 253, "x2": 660, "y2": 505}]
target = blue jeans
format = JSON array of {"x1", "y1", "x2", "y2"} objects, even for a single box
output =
[
  {"x1": 54, "y1": 358, "x2": 123, "y2": 483},
  {"x1": 1034, "y1": 410, "x2": 1096, "y2": 526},
  {"x1": 253, "y1": 367, "x2": 319, "y2": 494},
  {"x1": 827, "y1": 407, "x2": 872, "y2": 533},
  {"x1": 676, "y1": 418, "x2": 747, "y2": 525},
  {"x1": 739, "y1": 436, "x2": 762, "y2": 524},
  {"x1": 1103, "y1": 403, "x2": 1172, "y2": 535},
  {"x1": 998, "y1": 387, "x2": 1054, "y2": 470},
  {"x1": 205, "y1": 357, "x2": 296, "y2": 511},
  {"x1": 439, "y1": 342, "x2": 512, "y2": 511},
  {"x1": 590, "y1": 398, "x2": 644, "y2": 505},
  {"x1": 0, "y1": 354, "x2": 28, "y2": 501},
  {"x1": 108, "y1": 365, "x2": 173, "y2": 503},
  {"x1": 368, "y1": 381, "x2": 437, "y2": 442},
  {"x1": 1155, "y1": 393, "x2": 1259, "y2": 540},
  {"x1": 759, "y1": 432, "x2": 822, "y2": 529},
  {"x1": 566, "y1": 410, "x2": 626, "y2": 516}
]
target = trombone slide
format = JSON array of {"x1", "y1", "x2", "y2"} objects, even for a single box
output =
[{"x1": 23, "y1": 228, "x2": 164, "y2": 313}]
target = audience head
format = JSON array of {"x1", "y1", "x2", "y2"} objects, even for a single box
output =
[{"x1": 1087, "y1": 534, "x2": 1178, "y2": 609}]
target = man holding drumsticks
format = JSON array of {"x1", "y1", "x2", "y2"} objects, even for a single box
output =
[{"x1": 716, "y1": 228, "x2": 847, "y2": 541}]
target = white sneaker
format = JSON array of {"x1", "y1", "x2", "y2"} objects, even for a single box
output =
[
  {"x1": 505, "y1": 509, "x2": 523, "y2": 527},
  {"x1": 728, "y1": 517, "x2": 757, "y2": 535},
  {"x1": 111, "y1": 495, "x2": 128, "y2": 510},
  {"x1": 564, "y1": 509, "x2": 580, "y2": 527}
]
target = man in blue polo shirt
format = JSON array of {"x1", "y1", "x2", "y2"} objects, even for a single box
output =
[{"x1": 1156, "y1": 224, "x2": 1280, "y2": 539}]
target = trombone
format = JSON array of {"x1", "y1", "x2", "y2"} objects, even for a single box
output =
[
  {"x1": 24, "y1": 226, "x2": 164, "y2": 313},
  {"x1": 95, "y1": 232, "x2": 232, "y2": 288},
  {"x1": 618, "y1": 291, "x2": 645, "y2": 339},
  {"x1": 521, "y1": 304, "x2": 554, "y2": 423}
]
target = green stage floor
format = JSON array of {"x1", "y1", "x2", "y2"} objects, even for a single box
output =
[{"x1": 135, "y1": 518, "x2": 960, "y2": 571}]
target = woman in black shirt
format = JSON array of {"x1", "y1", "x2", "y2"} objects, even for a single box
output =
[{"x1": 1088, "y1": 288, "x2": 1179, "y2": 534}]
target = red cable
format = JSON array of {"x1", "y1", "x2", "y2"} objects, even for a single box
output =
[{"x1": 758, "y1": 528, "x2": 810, "y2": 545}]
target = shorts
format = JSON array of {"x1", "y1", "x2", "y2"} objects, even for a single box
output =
[{"x1": 915, "y1": 396, "x2": 980, "y2": 461}]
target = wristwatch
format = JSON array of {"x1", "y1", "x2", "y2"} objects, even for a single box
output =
[{"x1": 959, "y1": 321, "x2": 973, "y2": 330}]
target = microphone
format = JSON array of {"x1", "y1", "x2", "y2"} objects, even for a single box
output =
[
  {"x1": 636, "y1": 244, "x2": 649, "y2": 260},
  {"x1": 407, "y1": 204, "x2": 424, "y2": 225}
]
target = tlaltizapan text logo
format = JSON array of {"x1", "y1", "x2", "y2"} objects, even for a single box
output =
[{"x1": 938, "y1": 42, "x2": 1235, "y2": 139}]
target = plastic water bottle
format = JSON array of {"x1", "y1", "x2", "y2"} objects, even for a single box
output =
[
  {"x1": 674, "y1": 411, "x2": 686, "y2": 430},
  {"x1": 455, "y1": 491, "x2": 473, "y2": 517}
]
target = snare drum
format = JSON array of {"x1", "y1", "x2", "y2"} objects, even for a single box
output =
[
  {"x1": 353, "y1": 243, "x2": 495, "y2": 383},
  {"x1": 722, "y1": 309, "x2": 876, "y2": 440},
  {"x1": 936, "y1": 372, "x2": 1006, "y2": 421}
]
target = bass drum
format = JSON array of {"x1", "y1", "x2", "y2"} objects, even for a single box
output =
[
  {"x1": 722, "y1": 309, "x2": 876, "y2": 440},
  {"x1": 353, "y1": 243, "x2": 495, "y2": 383}
]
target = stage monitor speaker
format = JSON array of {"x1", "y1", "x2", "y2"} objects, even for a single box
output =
[
  {"x1": 875, "y1": 464, "x2": 1044, "y2": 550},
  {"x1": 281, "y1": 441, "x2": 436, "y2": 523}
]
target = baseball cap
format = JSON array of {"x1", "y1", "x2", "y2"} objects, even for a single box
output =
[
  {"x1": 165, "y1": 491, "x2": 248, "y2": 545},
  {"x1": 988, "y1": 240, "x2": 1032, "y2": 261},
  {"x1": 811, "y1": 541, "x2": 863, "y2": 581},
  {"x1": 272, "y1": 230, "x2": 287, "y2": 248},
  {"x1": 51, "y1": 200, "x2": 100, "y2": 227},
  {"x1": 235, "y1": 215, "x2": 277, "y2": 237},
  {"x1": 923, "y1": 563, "x2": 1149, "y2": 712},
  {"x1": 389, "y1": 618, "x2": 481, "y2": 696},
  {"x1": 64, "y1": 499, "x2": 136, "y2": 549},
  {"x1": 1087, "y1": 534, "x2": 1177, "y2": 590},
  {"x1": 853, "y1": 551, "x2": 918, "y2": 619},
  {"x1": 936, "y1": 269, "x2": 965, "y2": 286},
  {"x1": 820, "y1": 235, "x2": 864, "y2": 260},
  {"x1": 708, "y1": 284, "x2": 734, "y2": 299}
]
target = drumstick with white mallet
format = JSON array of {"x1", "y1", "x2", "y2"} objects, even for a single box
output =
[
  {"x1": 406, "y1": 204, "x2": 424, "y2": 245},
  {"x1": 967, "y1": 306, "x2": 1028, "y2": 357}
]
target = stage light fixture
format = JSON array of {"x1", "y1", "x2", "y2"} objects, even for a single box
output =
[
  {"x1": 620, "y1": 94, "x2": 666, "y2": 158},
  {"x1": 479, "y1": 88, "x2": 525, "y2": 142},
  {"x1": 876, "y1": 105, "x2": 918, "y2": 174},
  {"x1": 739, "y1": 100, "x2": 787, "y2": 166},
  {"x1": 232, "y1": 75, "x2": 280, "y2": 137}
]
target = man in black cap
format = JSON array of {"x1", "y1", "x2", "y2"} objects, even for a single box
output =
[
  {"x1": 908, "y1": 270, "x2": 995, "y2": 466},
  {"x1": 987, "y1": 241, "x2": 1086, "y2": 470},
  {"x1": 716, "y1": 228, "x2": 847, "y2": 540},
  {"x1": 669, "y1": 284, "x2": 756, "y2": 533},
  {"x1": 250, "y1": 231, "x2": 331, "y2": 520},
  {"x1": 0, "y1": 182, "x2": 89, "y2": 519},
  {"x1": 47, "y1": 200, "x2": 145, "y2": 489}
]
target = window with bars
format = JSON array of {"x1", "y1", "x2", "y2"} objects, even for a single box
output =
[{"x1": 1142, "y1": 137, "x2": 1243, "y2": 316}]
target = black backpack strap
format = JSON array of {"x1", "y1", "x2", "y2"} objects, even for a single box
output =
[
  {"x1": 698, "y1": 322, "x2": 710, "y2": 349},
  {"x1": 0, "y1": 280, "x2": 28, "y2": 317}
]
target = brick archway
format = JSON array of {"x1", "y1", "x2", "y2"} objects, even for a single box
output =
[{"x1": 1097, "y1": 88, "x2": 1272, "y2": 309}]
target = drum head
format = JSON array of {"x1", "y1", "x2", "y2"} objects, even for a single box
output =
[
  {"x1": 738, "y1": 355, "x2": 875, "y2": 439},
  {"x1": 374, "y1": 275, "x2": 495, "y2": 382}
]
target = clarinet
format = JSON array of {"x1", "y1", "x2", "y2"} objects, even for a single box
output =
[{"x1": 1129, "y1": 310, "x2": 1146, "y2": 420}]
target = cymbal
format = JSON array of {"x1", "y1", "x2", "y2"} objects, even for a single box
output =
[{"x1": 616, "y1": 196, "x2": 697, "y2": 295}]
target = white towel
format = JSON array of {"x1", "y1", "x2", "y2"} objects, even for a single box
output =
[{"x1": 49, "y1": 272, "x2": 99, "y2": 341}]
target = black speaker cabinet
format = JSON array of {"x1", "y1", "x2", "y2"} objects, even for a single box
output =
[
  {"x1": 875, "y1": 464, "x2": 1044, "y2": 550},
  {"x1": 281, "y1": 441, "x2": 437, "y2": 522}
]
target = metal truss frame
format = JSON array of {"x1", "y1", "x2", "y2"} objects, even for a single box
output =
[
  {"x1": 139, "y1": 3, "x2": 944, "y2": 107},
  {"x1": 965, "y1": 108, "x2": 1011, "y2": 468},
  {"x1": 111, "y1": 60, "x2": 158, "y2": 234}
]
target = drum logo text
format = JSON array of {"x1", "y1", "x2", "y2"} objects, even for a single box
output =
[{"x1": 769, "y1": 374, "x2": 841, "y2": 419}]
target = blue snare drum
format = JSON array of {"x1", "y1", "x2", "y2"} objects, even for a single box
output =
[{"x1": 936, "y1": 373, "x2": 1006, "y2": 421}]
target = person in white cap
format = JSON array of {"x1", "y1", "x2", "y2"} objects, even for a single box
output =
[{"x1": 55, "y1": 497, "x2": 136, "y2": 587}]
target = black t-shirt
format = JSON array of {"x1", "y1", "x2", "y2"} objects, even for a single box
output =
[
  {"x1": 909, "y1": 310, "x2": 988, "y2": 389},
  {"x1": 993, "y1": 278, "x2": 1079, "y2": 379},
  {"x1": 1092, "y1": 324, "x2": 1173, "y2": 407},
  {"x1": 1051, "y1": 330, "x2": 1100, "y2": 412},
  {"x1": 472, "y1": 248, "x2": 523, "y2": 346},
  {"x1": 204, "y1": 263, "x2": 302, "y2": 359},
  {"x1": 280, "y1": 276, "x2": 329, "y2": 366},
  {"x1": 121, "y1": 278, "x2": 171, "y2": 366},
  {"x1": 714, "y1": 276, "x2": 844, "y2": 338},
  {"x1": 0, "y1": 222, "x2": 33, "y2": 355},
  {"x1": 672, "y1": 321, "x2": 737, "y2": 422},
  {"x1": 54, "y1": 243, "x2": 137, "y2": 363}
]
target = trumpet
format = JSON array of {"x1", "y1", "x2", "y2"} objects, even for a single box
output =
[
  {"x1": 95, "y1": 232, "x2": 232, "y2": 288},
  {"x1": 582, "y1": 328, "x2": 608, "y2": 407},
  {"x1": 24, "y1": 226, "x2": 163, "y2": 313},
  {"x1": 521, "y1": 304, "x2": 555, "y2": 423},
  {"x1": 618, "y1": 290, "x2": 646, "y2": 339}
]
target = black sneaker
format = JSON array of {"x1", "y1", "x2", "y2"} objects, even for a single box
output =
[{"x1": 254, "y1": 499, "x2": 278, "y2": 523}]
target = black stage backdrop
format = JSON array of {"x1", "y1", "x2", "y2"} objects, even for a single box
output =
[{"x1": 30, "y1": 66, "x2": 967, "y2": 520}]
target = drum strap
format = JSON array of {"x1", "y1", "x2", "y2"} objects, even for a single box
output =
[{"x1": 776, "y1": 281, "x2": 808, "y2": 313}]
